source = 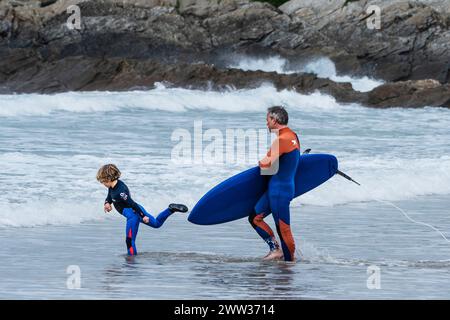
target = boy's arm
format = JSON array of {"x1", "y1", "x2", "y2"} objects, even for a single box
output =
[
  {"x1": 120, "y1": 187, "x2": 145, "y2": 219},
  {"x1": 134, "y1": 205, "x2": 145, "y2": 219},
  {"x1": 127, "y1": 197, "x2": 145, "y2": 219},
  {"x1": 105, "y1": 188, "x2": 112, "y2": 204}
]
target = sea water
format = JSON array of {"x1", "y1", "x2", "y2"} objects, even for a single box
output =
[{"x1": 0, "y1": 58, "x2": 449, "y2": 299}]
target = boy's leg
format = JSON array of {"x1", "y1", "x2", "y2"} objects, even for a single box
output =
[
  {"x1": 124, "y1": 209, "x2": 140, "y2": 256},
  {"x1": 139, "y1": 204, "x2": 173, "y2": 229},
  {"x1": 249, "y1": 192, "x2": 279, "y2": 252}
]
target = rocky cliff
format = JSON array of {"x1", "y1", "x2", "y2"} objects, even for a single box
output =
[{"x1": 0, "y1": 0, "x2": 449, "y2": 108}]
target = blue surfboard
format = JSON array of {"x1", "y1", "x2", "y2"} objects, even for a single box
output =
[{"x1": 188, "y1": 154, "x2": 338, "y2": 225}]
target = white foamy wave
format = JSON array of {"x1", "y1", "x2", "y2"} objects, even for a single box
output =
[
  {"x1": 293, "y1": 156, "x2": 450, "y2": 206},
  {"x1": 0, "y1": 84, "x2": 351, "y2": 117},
  {"x1": 1, "y1": 151, "x2": 449, "y2": 228},
  {"x1": 229, "y1": 56, "x2": 291, "y2": 74},
  {"x1": 302, "y1": 58, "x2": 384, "y2": 92},
  {"x1": 229, "y1": 55, "x2": 384, "y2": 92},
  {"x1": 0, "y1": 201, "x2": 110, "y2": 228},
  {"x1": 0, "y1": 196, "x2": 196, "y2": 228}
]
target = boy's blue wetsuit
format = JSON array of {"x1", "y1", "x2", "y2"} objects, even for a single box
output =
[
  {"x1": 105, "y1": 180, "x2": 172, "y2": 255},
  {"x1": 248, "y1": 127, "x2": 300, "y2": 261}
]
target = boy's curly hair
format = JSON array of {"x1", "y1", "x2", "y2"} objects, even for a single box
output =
[{"x1": 96, "y1": 164, "x2": 121, "y2": 183}]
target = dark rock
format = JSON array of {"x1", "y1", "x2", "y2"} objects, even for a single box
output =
[
  {"x1": 367, "y1": 79, "x2": 450, "y2": 108},
  {"x1": 279, "y1": 0, "x2": 450, "y2": 83},
  {"x1": 1, "y1": 54, "x2": 448, "y2": 108},
  {"x1": 40, "y1": 0, "x2": 58, "y2": 7},
  {"x1": 2, "y1": 0, "x2": 447, "y2": 83}
]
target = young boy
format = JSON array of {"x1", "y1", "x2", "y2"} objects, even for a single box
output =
[{"x1": 96, "y1": 164, "x2": 188, "y2": 256}]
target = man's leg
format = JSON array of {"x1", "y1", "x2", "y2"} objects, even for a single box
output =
[
  {"x1": 249, "y1": 192, "x2": 280, "y2": 253},
  {"x1": 124, "y1": 209, "x2": 140, "y2": 256},
  {"x1": 271, "y1": 196, "x2": 296, "y2": 262}
]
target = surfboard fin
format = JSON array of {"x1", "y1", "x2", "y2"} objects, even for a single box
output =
[{"x1": 336, "y1": 170, "x2": 361, "y2": 186}]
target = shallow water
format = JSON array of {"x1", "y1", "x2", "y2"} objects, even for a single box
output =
[{"x1": 1, "y1": 196, "x2": 449, "y2": 299}]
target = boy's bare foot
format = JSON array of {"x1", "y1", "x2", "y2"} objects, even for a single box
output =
[{"x1": 262, "y1": 249, "x2": 284, "y2": 261}]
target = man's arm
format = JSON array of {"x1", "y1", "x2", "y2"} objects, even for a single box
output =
[
  {"x1": 259, "y1": 134, "x2": 299, "y2": 169},
  {"x1": 259, "y1": 138, "x2": 280, "y2": 169}
]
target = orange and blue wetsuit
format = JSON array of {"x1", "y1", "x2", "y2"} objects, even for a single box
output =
[{"x1": 248, "y1": 127, "x2": 300, "y2": 261}]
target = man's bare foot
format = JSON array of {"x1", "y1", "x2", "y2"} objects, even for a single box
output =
[{"x1": 262, "y1": 249, "x2": 284, "y2": 261}]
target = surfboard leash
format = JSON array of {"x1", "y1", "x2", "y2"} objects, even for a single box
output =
[{"x1": 336, "y1": 171, "x2": 450, "y2": 244}]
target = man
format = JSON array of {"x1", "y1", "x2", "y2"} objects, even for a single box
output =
[{"x1": 248, "y1": 106, "x2": 300, "y2": 262}]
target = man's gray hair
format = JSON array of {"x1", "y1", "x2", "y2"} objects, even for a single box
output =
[{"x1": 267, "y1": 106, "x2": 289, "y2": 125}]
